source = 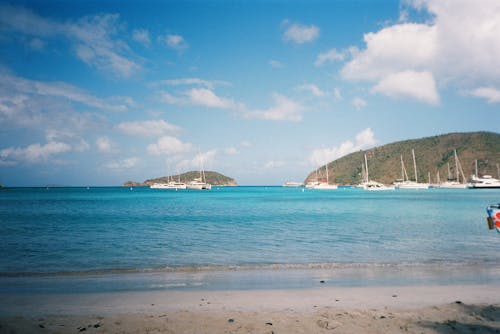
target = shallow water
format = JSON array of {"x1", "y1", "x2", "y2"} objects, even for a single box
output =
[{"x1": 1, "y1": 186, "x2": 499, "y2": 292}]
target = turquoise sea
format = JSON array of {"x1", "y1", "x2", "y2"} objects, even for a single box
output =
[{"x1": 1, "y1": 186, "x2": 499, "y2": 293}]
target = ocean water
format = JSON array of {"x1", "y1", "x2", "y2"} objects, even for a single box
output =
[{"x1": 1, "y1": 186, "x2": 499, "y2": 292}]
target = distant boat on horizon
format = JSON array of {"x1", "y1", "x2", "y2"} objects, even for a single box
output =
[{"x1": 282, "y1": 181, "x2": 304, "y2": 187}]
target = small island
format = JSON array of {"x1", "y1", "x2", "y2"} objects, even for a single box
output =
[{"x1": 123, "y1": 171, "x2": 237, "y2": 187}]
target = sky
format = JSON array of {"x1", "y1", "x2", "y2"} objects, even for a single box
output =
[{"x1": 0, "y1": 0, "x2": 499, "y2": 186}]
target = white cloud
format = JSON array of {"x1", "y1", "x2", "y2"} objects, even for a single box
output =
[
  {"x1": 341, "y1": 23, "x2": 436, "y2": 82},
  {"x1": 177, "y1": 150, "x2": 217, "y2": 171},
  {"x1": 309, "y1": 128, "x2": 377, "y2": 166},
  {"x1": 283, "y1": 22, "x2": 319, "y2": 44},
  {"x1": 269, "y1": 60, "x2": 284, "y2": 68},
  {"x1": 264, "y1": 160, "x2": 285, "y2": 169},
  {"x1": 245, "y1": 93, "x2": 304, "y2": 122},
  {"x1": 295, "y1": 84, "x2": 325, "y2": 97},
  {"x1": 186, "y1": 88, "x2": 238, "y2": 109},
  {"x1": 147, "y1": 136, "x2": 194, "y2": 156},
  {"x1": 0, "y1": 141, "x2": 71, "y2": 164},
  {"x1": 132, "y1": 28, "x2": 151, "y2": 46},
  {"x1": 224, "y1": 147, "x2": 239, "y2": 155},
  {"x1": 96, "y1": 136, "x2": 116, "y2": 153},
  {"x1": 104, "y1": 157, "x2": 138, "y2": 170},
  {"x1": 116, "y1": 120, "x2": 180, "y2": 138},
  {"x1": 372, "y1": 70, "x2": 439, "y2": 105},
  {"x1": 352, "y1": 97, "x2": 367, "y2": 110},
  {"x1": 333, "y1": 87, "x2": 343, "y2": 100},
  {"x1": 240, "y1": 141, "x2": 253, "y2": 148},
  {"x1": 1, "y1": 71, "x2": 129, "y2": 112},
  {"x1": 160, "y1": 88, "x2": 240, "y2": 110},
  {"x1": 315, "y1": 48, "x2": 345, "y2": 67},
  {"x1": 44, "y1": 129, "x2": 89, "y2": 152},
  {"x1": 340, "y1": 0, "x2": 500, "y2": 104},
  {"x1": 161, "y1": 34, "x2": 188, "y2": 50},
  {"x1": 470, "y1": 87, "x2": 500, "y2": 104},
  {"x1": 0, "y1": 5, "x2": 140, "y2": 77},
  {"x1": 160, "y1": 78, "x2": 229, "y2": 89}
]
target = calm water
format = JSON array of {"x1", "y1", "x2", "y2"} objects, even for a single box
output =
[{"x1": 1, "y1": 186, "x2": 499, "y2": 292}]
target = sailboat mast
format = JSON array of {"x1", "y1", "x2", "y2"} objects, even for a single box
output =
[
  {"x1": 364, "y1": 154, "x2": 369, "y2": 183},
  {"x1": 454, "y1": 149, "x2": 459, "y2": 182},
  {"x1": 475, "y1": 160, "x2": 478, "y2": 177},
  {"x1": 447, "y1": 162, "x2": 451, "y2": 180},
  {"x1": 325, "y1": 164, "x2": 329, "y2": 184},
  {"x1": 400, "y1": 155, "x2": 405, "y2": 181},
  {"x1": 437, "y1": 171, "x2": 441, "y2": 184},
  {"x1": 412, "y1": 149, "x2": 418, "y2": 183}
]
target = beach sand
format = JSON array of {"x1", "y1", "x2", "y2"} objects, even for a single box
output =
[{"x1": 1, "y1": 284, "x2": 499, "y2": 333}]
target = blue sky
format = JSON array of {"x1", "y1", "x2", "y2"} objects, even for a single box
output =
[{"x1": 0, "y1": 0, "x2": 499, "y2": 186}]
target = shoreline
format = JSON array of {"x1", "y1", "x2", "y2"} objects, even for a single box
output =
[{"x1": 1, "y1": 284, "x2": 499, "y2": 333}]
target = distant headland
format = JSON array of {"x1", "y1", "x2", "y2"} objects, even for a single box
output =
[{"x1": 124, "y1": 171, "x2": 237, "y2": 187}]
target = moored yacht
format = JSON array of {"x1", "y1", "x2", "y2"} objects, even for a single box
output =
[
  {"x1": 311, "y1": 164, "x2": 338, "y2": 190},
  {"x1": 469, "y1": 175, "x2": 500, "y2": 189},
  {"x1": 394, "y1": 150, "x2": 430, "y2": 189},
  {"x1": 358, "y1": 154, "x2": 395, "y2": 191}
]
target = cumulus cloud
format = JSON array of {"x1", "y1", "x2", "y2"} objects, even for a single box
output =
[
  {"x1": 470, "y1": 87, "x2": 500, "y2": 104},
  {"x1": 352, "y1": 97, "x2": 367, "y2": 110},
  {"x1": 116, "y1": 120, "x2": 180, "y2": 138},
  {"x1": 309, "y1": 128, "x2": 377, "y2": 166},
  {"x1": 96, "y1": 136, "x2": 117, "y2": 153},
  {"x1": 315, "y1": 48, "x2": 345, "y2": 67},
  {"x1": 0, "y1": 141, "x2": 71, "y2": 164},
  {"x1": 177, "y1": 150, "x2": 217, "y2": 171},
  {"x1": 0, "y1": 5, "x2": 140, "y2": 77},
  {"x1": 295, "y1": 84, "x2": 325, "y2": 97},
  {"x1": 104, "y1": 157, "x2": 138, "y2": 170},
  {"x1": 245, "y1": 93, "x2": 304, "y2": 122},
  {"x1": 269, "y1": 60, "x2": 284, "y2": 68},
  {"x1": 160, "y1": 34, "x2": 188, "y2": 50},
  {"x1": 132, "y1": 28, "x2": 151, "y2": 46},
  {"x1": 371, "y1": 70, "x2": 439, "y2": 104},
  {"x1": 283, "y1": 21, "x2": 319, "y2": 44},
  {"x1": 339, "y1": 0, "x2": 500, "y2": 104},
  {"x1": 160, "y1": 88, "x2": 241, "y2": 110},
  {"x1": 147, "y1": 136, "x2": 194, "y2": 156}
]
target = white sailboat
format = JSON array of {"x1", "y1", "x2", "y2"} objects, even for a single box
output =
[
  {"x1": 394, "y1": 149, "x2": 430, "y2": 189},
  {"x1": 150, "y1": 167, "x2": 187, "y2": 190},
  {"x1": 438, "y1": 150, "x2": 467, "y2": 189},
  {"x1": 305, "y1": 169, "x2": 321, "y2": 188},
  {"x1": 359, "y1": 154, "x2": 395, "y2": 191},
  {"x1": 312, "y1": 164, "x2": 338, "y2": 190},
  {"x1": 186, "y1": 158, "x2": 212, "y2": 190}
]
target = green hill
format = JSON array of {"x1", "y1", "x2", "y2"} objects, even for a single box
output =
[
  {"x1": 138, "y1": 171, "x2": 237, "y2": 186},
  {"x1": 305, "y1": 131, "x2": 500, "y2": 185}
]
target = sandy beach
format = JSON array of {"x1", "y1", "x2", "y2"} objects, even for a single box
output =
[{"x1": 1, "y1": 284, "x2": 499, "y2": 333}]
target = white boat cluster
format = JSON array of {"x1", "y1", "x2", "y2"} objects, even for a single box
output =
[{"x1": 285, "y1": 148, "x2": 500, "y2": 190}]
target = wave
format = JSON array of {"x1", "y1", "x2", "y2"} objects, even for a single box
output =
[{"x1": 1, "y1": 260, "x2": 498, "y2": 278}]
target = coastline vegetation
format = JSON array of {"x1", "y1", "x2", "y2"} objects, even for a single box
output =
[{"x1": 305, "y1": 131, "x2": 500, "y2": 185}]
